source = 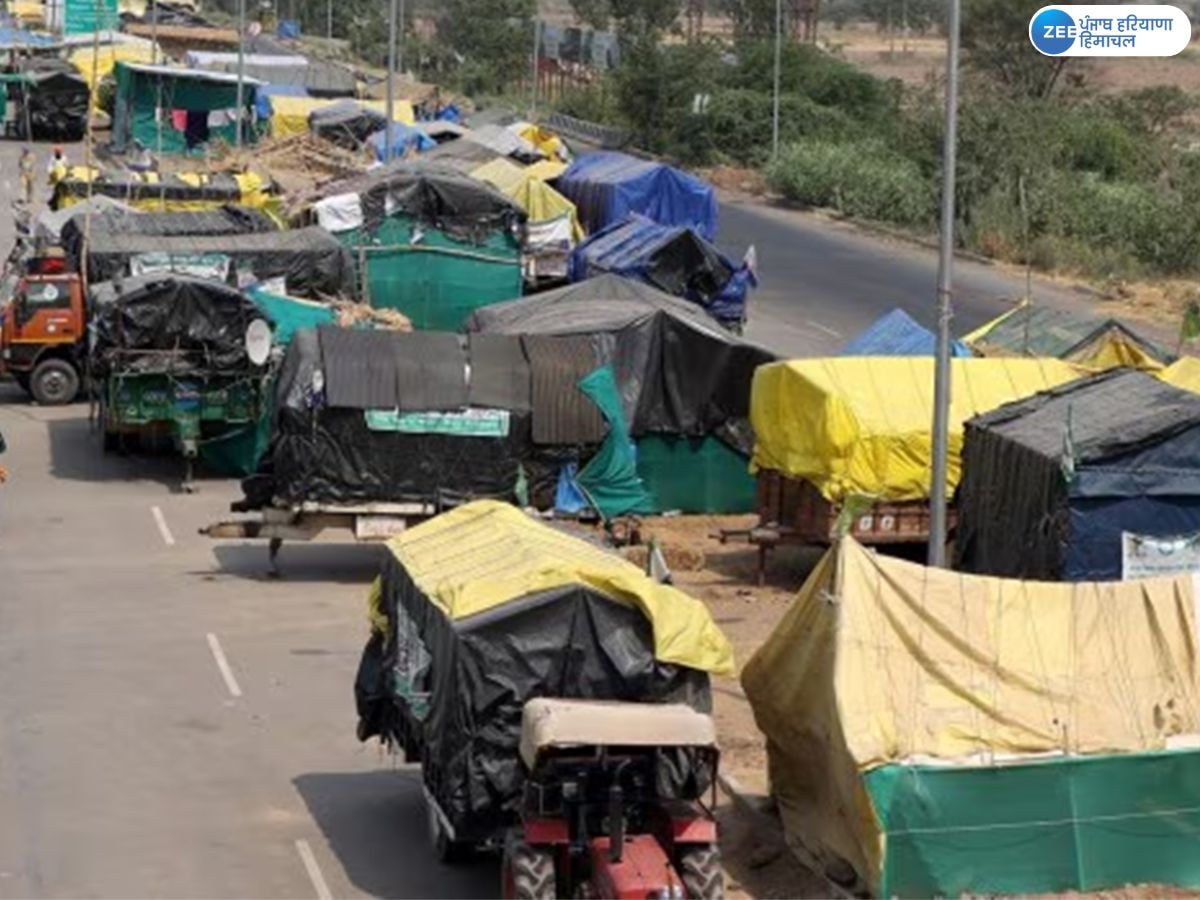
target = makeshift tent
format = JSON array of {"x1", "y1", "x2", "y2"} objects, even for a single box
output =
[
  {"x1": 742, "y1": 537, "x2": 1200, "y2": 898},
  {"x1": 247, "y1": 327, "x2": 543, "y2": 509},
  {"x1": 367, "y1": 122, "x2": 436, "y2": 161},
  {"x1": 420, "y1": 137, "x2": 506, "y2": 174},
  {"x1": 310, "y1": 162, "x2": 526, "y2": 329},
  {"x1": 525, "y1": 158, "x2": 568, "y2": 182},
  {"x1": 355, "y1": 499, "x2": 731, "y2": 840},
  {"x1": 51, "y1": 167, "x2": 274, "y2": 213},
  {"x1": 60, "y1": 205, "x2": 276, "y2": 265},
  {"x1": 267, "y1": 94, "x2": 337, "y2": 138},
  {"x1": 1160, "y1": 356, "x2": 1200, "y2": 393},
  {"x1": 964, "y1": 302, "x2": 1173, "y2": 370},
  {"x1": 34, "y1": 195, "x2": 134, "y2": 242},
  {"x1": 957, "y1": 369, "x2": 1200, "y2": 580},
  {"x1": 69, "y1": 41, "x2": 159, "y2": 109},
  {"x1": 750, "y1": 357, "x2": 1083, "y2": 503},
  {"x1": 839, "y1": 308, "x2": 972, "y2": 357},
  {"x1": 111, "y1": 62, "x2": 262, "y2": 154},
  {"x1": 464, "y1": 123, "x2": 543, "y2": 163},
  {"x1": 1, "y1": 64, "x2": 89, "y2": 140},
  {"x1": 508, "y1": 120, "x2": 568, "y2": 161},
  {"x1": 81, "y1": 226, "x2": 354, "y2": 298},
  {"x1": 359, "y1": 97, "x2": 416, "y2": 126},
  {"x1": 569, "y1": 213, "x2": 752, "y2": 327},
  {"x1": 556, "y1": 151, "x2": 718, "y2": 240},
  {"x1": 468, "y1": 274, "x2": 774, "y2": 513},
  {"x1": 194, "y1": 55, "x2": 356, "y2": 97}
]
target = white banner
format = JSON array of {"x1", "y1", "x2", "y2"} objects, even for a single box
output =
[
  {"x1": 1121, "y1": 531, "x2": 1200, "y2": 580},
  {"x1": 1029, "y1": 6, "x2": 1191, "y2": 57},
  {"x1": 130, "y1": 252, "x2": 231, "y2": 281}
]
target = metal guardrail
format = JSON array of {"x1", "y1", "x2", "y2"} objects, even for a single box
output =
[{"x1": 542, "y1": 112, "x2": 630, "y2": 150}]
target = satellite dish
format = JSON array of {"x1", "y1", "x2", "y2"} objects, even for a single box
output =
[{"x1": 245, "y1": 319, "x2": 272, "y2": 367}]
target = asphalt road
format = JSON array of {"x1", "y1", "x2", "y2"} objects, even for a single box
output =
[
  {"x1": 718, "y1": 196, "x2": 1097, "y2": 358},
  {"x1": 0, "y1": 140, "x2": 1114, "y2": 898}
]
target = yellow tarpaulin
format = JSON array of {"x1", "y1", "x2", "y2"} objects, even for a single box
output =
[
  {"x1": 750, "y1": 357, "x2": 1083, "y2": 502},
  {"x1": 379, "y1": 500, "x2": 734, "y2": 675},
  {"x1": 1160, "y1": 356, "x2": 1200, "y2": 393},
  {"x1": 267, "y1": 95, "x2": 339, "y2": 139},
  {"x1": 54, "y1": 167, "x2": 273, "y2": 214},
  {"x1": 524, "y1": 159, "x2": 568, "y2": 182},
  {"x1": 70, "y1": 43, "x2": 161, "y2": 109},
  {"x1": 10, "y1": 0, "x2": 43, "y2": 23},
  {"x1": 509, "y1": 120, "x2": 566, "y2": 160},
  {"x1": 470, "y1": 157, "x2": 583, "y2": 240},
  {"x1": 360, "y1": 98, "x2": 416, "y2": 126},
  {"x1": 742, "y1": 538, "x2": 1200, "y2": 892}
]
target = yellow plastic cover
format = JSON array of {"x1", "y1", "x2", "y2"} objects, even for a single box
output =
[
  {"x1": 511, "y1": 121, "x2": 565, "y2": 159},
  {"x1": 1160, "y1": 356, "x2": 1200, "y2": 394},
  {"x1": 71, "y1": 44, "x2": 160, "y2": 109},
  {"x1": 359, "y1": 98, "x2": 416, "y2": 126},
  {"x1": 741, "y1": 538, "x2": 1200, "y2": 891},
  {"x1": 380, "y1": 500, "x2": 734, "y2": 675},
  {"x1": 524, "y1": 159, "x2": 568, "y2": 182},
  {"x1": 268, "y1": 95, "x2": 339, "y2": 139},
  {"x1": 749, "y1": 357, "x2": 1082, "y2": 502},
  {"x1": 470, "y1": 157, "x2": 583, "y2": 240},
  {"x1": 55, "y1": 168, "x2": 272, "y2": 213}
]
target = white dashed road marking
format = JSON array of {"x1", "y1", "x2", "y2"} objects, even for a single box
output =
[
  {"x1": 295, "y1": 839, "x2": 333, "y2": 900},
  {"x1": 205, "y1": 633, "x2": 243, "y2": 699},
  {"x1": 151, "y1": 506, "x2": 176, "y2": 546},
  {"x1": 806, "y1": 319, "x2": 843, "y2": 338}
]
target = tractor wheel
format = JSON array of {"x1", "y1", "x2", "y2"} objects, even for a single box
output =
[
  {"x1": 680, "y1": 844, "x2": 724, "y2": 900},
  {"x1": 426, "y1": 797, "x2": 469, "y2": 864},
  {"x1": 30, "y1": 358, "x2": 80, "y2": 406},
  {"x1": 501, "y1": 841, "x2": 556, "y2": 900}
]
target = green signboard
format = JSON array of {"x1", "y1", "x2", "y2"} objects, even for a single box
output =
[{"x1": 64, "y1": 0, "x2": 120, "y2": 35}]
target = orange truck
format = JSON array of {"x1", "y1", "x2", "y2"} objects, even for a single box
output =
[{"x1": 0, "y1": 259, "x2": 87, "y2": 405}]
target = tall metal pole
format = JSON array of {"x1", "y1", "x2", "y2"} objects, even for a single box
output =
[
  {"x1": 530, "y1": 17, "x2": 540, "y2": 118},
  {"x1": 399, "y1": 0, "x2": 406, "y2": 73},
  {"x1": 928, "y1": 0, "x2": 962, "y2": 567},
  {"x1": 327, "y1": 0, "x2": 332, "y2": 39},
  {"x1": 771, "y1": 0, "x2": 782, "y2": 158},
  {"x1": 235, "y1": 0, "x2": 246, "y2": 149},
  {"x1": 385, "y1": 0, "x2": 398, "y2": 161}
]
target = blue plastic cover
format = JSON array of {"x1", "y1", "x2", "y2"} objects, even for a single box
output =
[
  {"x1": 369, "y1": 123, "x2": 436, "y2": 161},
  {"x1": 0, "y1": 28, "x2": 57, "y2": 48},
  {"x1": 1065, "y1": 496, "x2": 1200, "y2": 581},
  {"x1": 840, "y1": 308, "x2": 972, "y2": 357},
  {"x1": 556, "y1": 151, "x2": 719, "y2": 240},
  {"x1": 277, "y1": 19, "x2": 301, "y2": 38},
  {"x1": 569, "y1": 214, "x2": 751, "y2": 325}
]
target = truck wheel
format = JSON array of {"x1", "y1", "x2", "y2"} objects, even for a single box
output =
[
  {"x1": 30, "y1": 359, "x2": 80, "y2": 406},
  {"x1": 427, "y1": 797, "x2": 469, "y2": 863},
  {"x1": 502, "y1": 841, "x2": 556, "y2": 900},
  {"x1": 680, "y1": 844, "x2": 724, "y2": 900}
]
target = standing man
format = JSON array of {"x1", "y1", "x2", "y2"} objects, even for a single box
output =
[
  {"x1": 18, "y1": 145, "x2": 35, "y2": 205},
  {"x1": 46, "y1": 144, "x2": 68, "y2": 184}
]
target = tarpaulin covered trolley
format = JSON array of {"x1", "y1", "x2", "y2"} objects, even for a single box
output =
[
  {"x1": 354, "y1": 500, "x2": 734, "y2": 852},
  {"x1": 556, "y1": 151, "x2": 718, "y2": 239},
  {"x1": 743, "y1": 538, "x2": 1200, "y2": 898},
  {"x1": 51, "y1": 167, "x2": 275, "y2": 213},
  {"x1": 310, "y1": 162, "x2": 527, "y2": 330},
  {"x1": 957, "y1": 369, "x2": 1200, "y2": 580},
  {"x1": 90, "y1": 274, "x2": 272, "y2": 490}
]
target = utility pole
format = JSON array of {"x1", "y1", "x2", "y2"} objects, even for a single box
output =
[
  {"x1": 398, "y1": 0, "x2": 406, "y2": 74},
  {"x1": 235, "y1": 0, "x2": 246, "y2": 149},
  {"x1": 385, "y1": 0, "x2": 398, "y2": 161},
  {"x1": 772, "y1": 0, "x2": 782, "y2": 159},
  {"x1": 530, "y1": 17, "x2": 540, "y2": 118},
  {"x1": 327, "y1": 0, "x2": 332, "y2": 39},
  {"x1": 928, "y1": 0, "x2": 962, "y2": 567}
]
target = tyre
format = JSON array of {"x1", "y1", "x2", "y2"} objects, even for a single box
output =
[
  {"x1": 30, "y1": 358, "x2": 80, "y2": 406},
  {"x1": 679, "y1": 844, "x2": 724, "y2": 900},
  {"x1": 426, "y1": 796, "x2": 469, "y2": 863},
  {"x1": 14, "y1": 373, "x2": 31, "y2": 395},
  {"x1": 501, "y1": 840, "x2": 556, "y2": 900}
]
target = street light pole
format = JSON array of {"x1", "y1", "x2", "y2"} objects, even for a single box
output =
[
  {"x1": 928, "y1": 0, "x2": 962, "y2": 567},
  {"x1": 530, "y1": 17, "x2": 540, "y2": 118},
  {"x1": 771, "y1": 0, "x2": 782, "y2": 158},
  {"x1": 235, "y1": 0, "x2": 246, "y2": 149},
  {"x1": 385, "y1": 0, "x2": 398, "y2": 161}
]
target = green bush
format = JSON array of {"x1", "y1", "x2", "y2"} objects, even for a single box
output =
[
  {"x1": 766, "y1": 138, "x2": 936, "y2": 227},
  {"x1": 699, "y1": 89, "x2": 856, "y2": 165}
]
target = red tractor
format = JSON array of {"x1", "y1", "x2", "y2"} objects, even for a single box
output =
[{"x1": 499, "y1": 699, "x2": 724, "y2": 900}]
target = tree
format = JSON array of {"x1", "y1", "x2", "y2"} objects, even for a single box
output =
[
  {"x1": 961, "y1": 0, "x2": 1072, "y2": 98},
  {"x1": 437, "y1": 0, "x2": 536, "y2": 94},
  {"x1": 569, "y1": 0, "x2": 684, "y2": 40}
]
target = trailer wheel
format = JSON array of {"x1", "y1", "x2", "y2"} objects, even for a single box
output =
[
  {"x1": 30, "y1": 358, "x2": 80, "y2": 406},
  {"x1": 502, "y1": 841, "x2": 556, "y2": 900},
  {"x1": 680, "y1": 844, "x2": 724, "y2": 900},
  {"x1": 426, "y1": 797, "x2": 470, "y2": 863}
]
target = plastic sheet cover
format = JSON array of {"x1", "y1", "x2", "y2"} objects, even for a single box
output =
[
  {"x1": 568, "y1": 214, "x2": 751, "y2": 324},
  {"x1": 91, "y1": 274, "x2": 269, "y2": 376},
  {"x1": 556, "y1": 151, "x2": 718, "y2": 239},
  {"x1": 839, "y1": 308, "x2": 971, "y2": 357},
  {"x1": 749, "y1": 357, "x2": 1083, "y2": 502},
  {"x1": 741, "y1": 538, "x2": 1200, "y2": 897}
]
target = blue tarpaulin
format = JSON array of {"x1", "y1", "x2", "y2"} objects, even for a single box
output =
[
  {"x1": 556, "y1": 151, "x2": 719, "y2": 240},
  {"x1": 0, "y1": 28, "x2": 57, "y2": 48},
  {"x1": 277, "y1": 19, "x2": 301, "y2": 38},
  {"x1": 569, "y1": 214, "x2": 751, "y2": 326},
  {"x1": 369, "y1": 122, "x2": 436, "y2": 161},
  {"x1": 840, "y1": 308, "x2": 972, "y2": 357},
  {"x1": 255, "y1": 82, "x2": 308, "y2": 120}
]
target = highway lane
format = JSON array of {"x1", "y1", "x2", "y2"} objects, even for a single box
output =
[{"x1": 718, "y1": 196, "x2": 1099, "y2": 358}]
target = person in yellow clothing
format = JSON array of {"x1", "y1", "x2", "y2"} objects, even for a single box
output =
[{"x1": 46, "y1": 145, "x2": 68, "y2": 184}]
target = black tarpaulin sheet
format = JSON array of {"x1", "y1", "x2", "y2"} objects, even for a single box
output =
[
  {"x1": 90, "y1": 274, "x2": 267, "y2": 376},
  {"x1": 956, "y1": 369, "x2": 1200, "y2": 580},
  {"x1": 21, "y1": 64, "x2": 89, "y2": 140},
  {"x1": 319, "y1": 327, "x2": 467, "y2": 411},
  {"x1": 467, "y1": 333, "x2": 530, "y2": 412},
  {"x1": 52, "y1": 170, "x2": 250, "y2": 209},
  {"x1": 62, "y1": 205, "x2": 277, "y2": 269},
  {"x1": 83, "y1": 227, "x2": 354, "y2": 298},
  {"x1": 309, "y1": 100, "x2": 387, "y2": 148},
  {"x1": 355, "y1": 560, "x2": 712, "y2": 842},
  {"x1": 522, "y1": 334, "x2": 606, "y2": 445},
  {"x1": 468, "y1": 274, "x2": 775, "y2": 440}
]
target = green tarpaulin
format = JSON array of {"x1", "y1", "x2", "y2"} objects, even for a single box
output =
[
  {"x1": 576, "y1": 366, "x2": 654, "y2": 520},
  {"x1": 248, "y1": 289, "x2": 336, "y2": 345},
  {"x1": 866, "y1": 750, "x2": 1200, "y2": 898},
  {"x1": 636, "y1": 435, "x2": 755, "y2": 514}
]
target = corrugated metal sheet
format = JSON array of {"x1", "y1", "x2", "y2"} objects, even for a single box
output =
[
  {"x1": 468, "y1": 333, "x2": 530, "y2": 411},
  {"x1": 522, "y1": 334, "x2": 606, "y2": 445},
  {"x1": 319, "y1": 328, "x2": 467, "y2": 411}
]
